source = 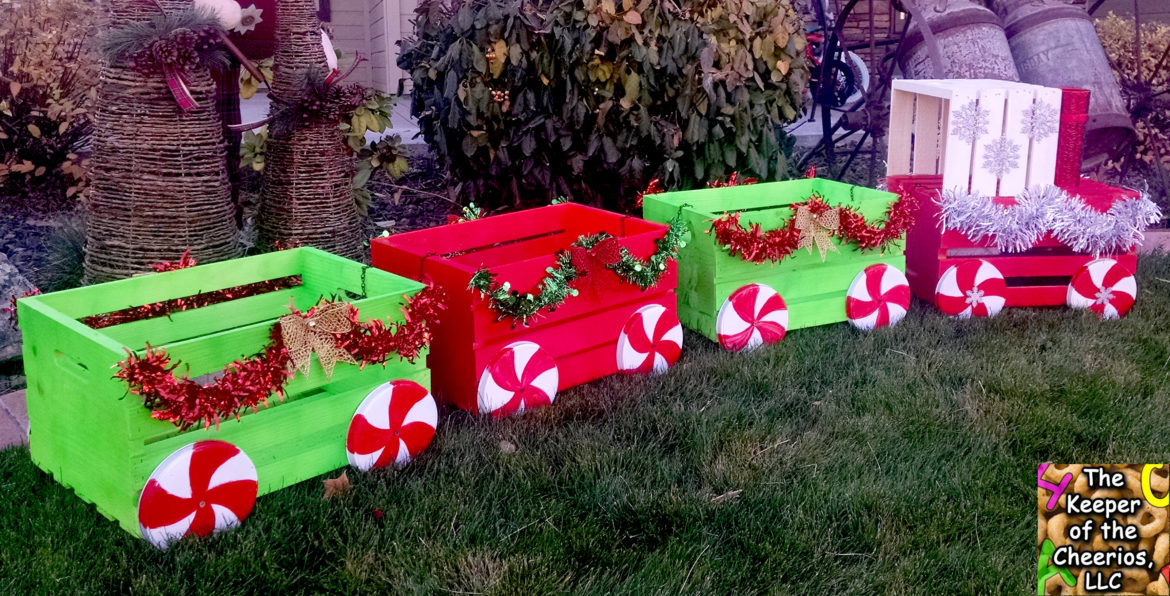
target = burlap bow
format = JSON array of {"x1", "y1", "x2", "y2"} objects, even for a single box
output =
[
  {"x1": 795, "y1": 205, "x2": 841, "y2": 261},
  {"x1": 279, "y1": 300, "x2": 357, "y2": 379}
]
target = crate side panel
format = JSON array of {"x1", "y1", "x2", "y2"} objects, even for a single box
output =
[
  {"x1": 643, "y1": 197, "x2": 719, "y2": 341},
  {"x1": 380, "y1": 205, "x2": 573, "y2": 258},
  {"x1": 468, "y1": 265, "x2": 678, "y2": 347},
  {"x1": 143, "y1": 293, "x2": 408, "y2": 379},
  {"x1": 99, "y1": 286, "x2": 318, "y2": 349},
  {"x1": 19, "y1": 303, "x2": 138, "y2": 530},
  {"x1": 35, "y1": 249, "x2": 303, "y2": 319},
  {"x1": 134, "y1": 359, "x2": 429, "y2": 500},
  {"x1": 713, "y1": 253, "x2": 906, "y2": 330},
  {"x1": 471, "y1": 290, "x2": 677, "y2": 394},
  {"x1": 123, "y1": 293, "x2": 416, "y2": 440}
]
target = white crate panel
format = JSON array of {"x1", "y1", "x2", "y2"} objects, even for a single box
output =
[{"x1": 887, "y1": 79, "x2": 1064, "y2": 197}]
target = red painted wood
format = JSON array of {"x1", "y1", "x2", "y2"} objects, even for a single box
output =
[
  {"x1": 1055, "y1": 88, "x2": 1090, "y2": 188},
  {"x1": 891, "y1": 175, "x2": 945, "y2": 304},
  {"x1": 371, "y1": 204, "x2": 679, "y2": 414},
  {"x1": 893, "y1": 173, "x2": 1141, "y2": 310}
]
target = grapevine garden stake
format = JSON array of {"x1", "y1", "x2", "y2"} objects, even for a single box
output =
[{"x1": 86, "y1": 0, "x2": 241, "y2": 282}]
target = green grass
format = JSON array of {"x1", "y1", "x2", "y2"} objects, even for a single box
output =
[{"x1": 2, "y1": 254, "x2": 1170, "y2": 595}]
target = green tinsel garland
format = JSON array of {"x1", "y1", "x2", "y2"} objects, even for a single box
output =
[
  {"x1": 576, "y1": 215, "x2": 688, "y2": 290},
  {"x1": 469, "y1": 216, "x2": 688, "y2": 326}
]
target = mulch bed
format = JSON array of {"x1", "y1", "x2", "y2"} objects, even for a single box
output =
[{"x1": 365, "y1": 147, "x2": 459, "y2": 235}]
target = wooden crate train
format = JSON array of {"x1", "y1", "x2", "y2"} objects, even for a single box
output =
[{"x1": 16, "y1": 82, "x2": 1160, "y2": 546}]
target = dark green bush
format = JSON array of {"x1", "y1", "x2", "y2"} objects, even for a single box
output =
[{"x1": 399, "y1": 0, "x2": 809, "y2": 211}]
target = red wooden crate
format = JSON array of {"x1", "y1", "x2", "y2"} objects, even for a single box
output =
[
  {"x1": 371, "y1": 204, "x2": 679, "y2": 416},
  {"x1": 892, "y1": 174, "x2": 1138, "y2": 311}
]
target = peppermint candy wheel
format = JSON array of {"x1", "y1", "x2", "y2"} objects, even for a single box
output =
[
  {"x1": 617, "y1": 304, "x2": 683, "y2": 374},
  {"x1": 477, "y1": 341, "x2": 558, "y2": 417},
  {"x1": 716, "y1": 283, "x2": 788, "y2": 352},
  {"x1": 346, "y1": 380, "x2": 438, "y2": 471},
  {"x1": 1066, "y1": 258, "x2": 1136, "y2": 320},
  {"x1": 934, "y1": 260, "x2": 1007, "y2": 318},
  {"x1": 137, "y1": 440, "x2": 258, "y2": 548},
  {"x1": 845, "y1": 264, "x2": 911, "y2": 331}
]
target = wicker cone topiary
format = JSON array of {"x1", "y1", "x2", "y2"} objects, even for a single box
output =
[
  {"x1": 258, "y1": 0, "x2": 363, "y2": 259},
  {"x1": 85, "y1": 0, "x2": 240, "y2": 283}
]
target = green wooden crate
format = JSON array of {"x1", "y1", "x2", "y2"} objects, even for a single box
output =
[
  {"x1": 643, "y1": 178, "x2": 908, "y2": 346},
  {"x1": 17, "y1": 248, "x2": 429, "y2": 538}
]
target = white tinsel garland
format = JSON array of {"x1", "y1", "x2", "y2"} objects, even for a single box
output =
[{"x1": 938, "y1": 185, "x2": 1163, "y2": 256}]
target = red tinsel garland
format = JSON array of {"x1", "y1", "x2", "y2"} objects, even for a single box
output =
[
  {"x1": 634, "y1": 172, "x2": 758, "y2": 208},
  {"x1": 115, "y1": 286, "x2": 446, "y2": 431},
  {"x1": 82, "y1": 249, "x2": 305, "y2": 330},
  {"x1": 709, "y1": 190, "x2": 917, "y2": 265},
  {"x1": 84, "y1": 276, "x2": 304, "y2": 329}
]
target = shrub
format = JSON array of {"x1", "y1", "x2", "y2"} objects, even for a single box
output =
[
  {"x1": 0, "y1": 0, "x2": 98, "y2": 208},
  {"x1": 1095, "y1": 12, "x2": 1170, "y2": 215},
  {"x1": 399, "y1": 0, "x2": 809, "y2": 211}
]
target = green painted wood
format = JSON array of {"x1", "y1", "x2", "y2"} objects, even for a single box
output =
[
  {"x1": 644, "y1": 179, "x2": 907, "y2": 339},
  {"x1": 34, "y1": 249, "x2": 304, "y2": 319},
  {"x1": 140, "y1": 293, "x2": 411, "y2": 379},
  {"x1": 100, "y1": 286, "x2": 315, "y2": 348},
  {"x1": 18, "y1": 299, "x2": 135, "y2": 528},
  {"x1": 115, "y1": 362, "x2": 430, "y2": 535},
  {"x1": 16, "y1": 247, "x2": 429, "y2": 538}
]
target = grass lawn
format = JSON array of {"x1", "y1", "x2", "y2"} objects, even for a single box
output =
[{"x1": 1, "y1": 253, "x2": 1169, "y2": 595}]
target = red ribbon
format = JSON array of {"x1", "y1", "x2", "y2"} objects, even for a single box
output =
[{"x1": 163, "y1": 63, "x2": 199, "y2": 112}]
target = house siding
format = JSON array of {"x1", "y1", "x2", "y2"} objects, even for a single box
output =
[
  {"x1": 327, "y1": 0, "x2": 375, "y2": 88},
  {"x1": 332, "y1": 0, "x2": 418, "y2": 93}
]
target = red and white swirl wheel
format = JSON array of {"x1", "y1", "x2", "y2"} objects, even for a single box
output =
[
  {"x1": 845, "y1": 264, "x2": 911, "y2": 331},
  {"x1": 934, "y1": 260, "x2": 1007, "y2": 318},
  {"x1": 716, "y1": 283, "x2": 788, "y2": 352},
  {"x1": 1067, "y1": 258, "x2": 1136, "y2": 320},
  {"x1": 137, "y1": 440, "x2": 258, "y2": 548},
  {"x1": 617, "y1": 304, "x2": 683, "y2": 374},
  {"x1": 346, "y1": 379, "x2": 438, "y2": 471},
  {"x1": 477, "y1": 341, "x2": 558, "y2": 417}
]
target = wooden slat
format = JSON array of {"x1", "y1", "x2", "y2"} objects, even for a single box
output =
[
  {"x1": 99, "y1": 286, "x2": 313, "y2": 349},
  {"x1": 998, "y1": 86, "x2": 1035, "y2": 197},
  {"x1": 34, "y1": 249, "x2": 303, "y2": 319},
  {"x1": 145, "y1": 293, "x2": 408, "y2": 379},
  {"x1": 887, "y1": 88, "x2": 915, "y2": 177},
  {"x1": 969, "y1": 88, "x2": 1006, "y2": 196},
  {"x1": 1027, "y1": 86, "x2": 1063, "y2": 189},
  {"x1": 941, "y1": 88, "x2": 980, "y2": 193},
  {"x1": 912, "y1": 94, "x2": 942, "y2": 176},
  {"x1": 892, "y1": 79, "x2": 956, "y2": 98}
]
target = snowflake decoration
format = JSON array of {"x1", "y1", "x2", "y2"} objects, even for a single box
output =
[
  {"x1": 951, "y1": 100, "x2": 989, "y2": 144},
  {"x1": 1020, "y1": 101, "x2": 1058, "y2": 141},
  {"x1": 981, "y1": 136, "x2": 1022, "y2": 178}
]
